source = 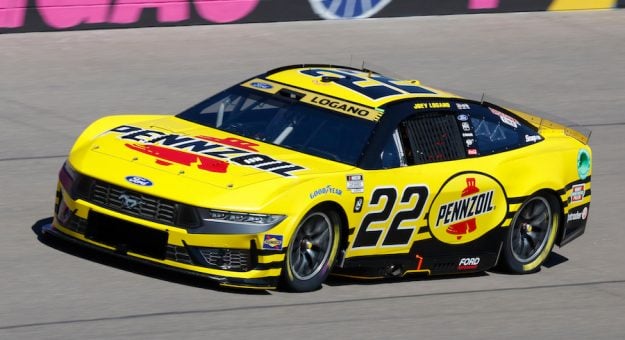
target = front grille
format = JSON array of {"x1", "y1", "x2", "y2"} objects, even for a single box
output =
[
  {"x1": 75, "y1": 176, "x2": 199, "y2": 228},
  {"x1": 195, "y1": 247, "x2": 251, "y2": 272},
  {"x1": 85, "y1": 211, "x2": 168, "y2": 260}
]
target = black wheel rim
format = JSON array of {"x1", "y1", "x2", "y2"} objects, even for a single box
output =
[
  {"x1": 510, "y1": 196, "x2": 553, "y2": 263},
  {"x1": 289, "y1": 212, "x2": 333, "y2": 281}
]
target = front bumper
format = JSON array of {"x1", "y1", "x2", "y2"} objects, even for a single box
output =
[
  {"x1": 42, "y1": 223, "x2": 280, "y2": 289},
  {"x1": 53, "y1": 182, "x2": 285, "y2": 290}
]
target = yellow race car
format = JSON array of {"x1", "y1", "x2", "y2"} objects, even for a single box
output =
[{"x1": 45, "y1": 64, "x2": 592, "y2": 292}]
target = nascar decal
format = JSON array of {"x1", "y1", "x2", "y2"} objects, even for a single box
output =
[
  {"x1": 107, "y1": 125, "x2": 305, "y2": 177},
  {"x1": 428, "y1": 173, "x2": 507, "y2": 245}
]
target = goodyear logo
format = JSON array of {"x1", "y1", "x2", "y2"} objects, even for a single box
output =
[{"x1": 428, "y1": 173, "x2": 507, "y2": 245}]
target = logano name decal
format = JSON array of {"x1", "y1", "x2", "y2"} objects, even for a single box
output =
[{"x1": 107, "y1": 125, "x2": 305, "y2": 177}]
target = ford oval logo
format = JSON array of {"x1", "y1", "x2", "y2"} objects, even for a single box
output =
[
  {"x1": 125, "y1": 176, "x2": 153, "y2": 187},
  {"x1": 250, "y1": 82, "x2": 272, "y2": 89}
]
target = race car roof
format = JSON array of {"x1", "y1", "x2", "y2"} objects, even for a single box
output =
[{"x1": 261, "y1": 64, "x2": 460, "y2": 108}]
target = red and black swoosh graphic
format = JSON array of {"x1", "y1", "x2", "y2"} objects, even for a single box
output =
[{"x1": 125, "y1": 143, "x2": 229, "y2": 173}]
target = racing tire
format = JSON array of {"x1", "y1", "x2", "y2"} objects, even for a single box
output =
[
  {"x1": 282, "y1": 209, "x2": 341, "y2": 292},
  {"x1": 501, "y1": 194, "x2": 560, "y2": 273}
]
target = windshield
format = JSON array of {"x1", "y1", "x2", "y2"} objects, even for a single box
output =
[{"x1": 177, "y1": 87, "x2": 376, "y2": 165}]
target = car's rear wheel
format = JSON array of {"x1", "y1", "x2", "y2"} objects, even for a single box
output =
[
  {"x1": 501, "y1": 194, "x2": 559, "y2": 273},
  {"x1": 282, "y1": 209, "x2": 341, "y2": 292}
]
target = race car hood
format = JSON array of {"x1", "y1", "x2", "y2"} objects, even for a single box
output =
[{"x1": 73, "y1": 116, "x2": 353, "y2": 193}]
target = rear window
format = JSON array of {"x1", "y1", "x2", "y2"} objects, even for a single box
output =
[{"x1": 470, "y1": 105, "x2": 542, "y2": 155}]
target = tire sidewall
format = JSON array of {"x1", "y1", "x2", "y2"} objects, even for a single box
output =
[
  {"x1": 283, "y1": 209, "x2": 341, "y2": 292},
  {"x1": 502, "y1": 194, "x2": 559, "y2": 273}
]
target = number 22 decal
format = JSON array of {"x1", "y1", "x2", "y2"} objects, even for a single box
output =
[{"x1": 352, "y1": 185, "x2": 429, "y2": 248}]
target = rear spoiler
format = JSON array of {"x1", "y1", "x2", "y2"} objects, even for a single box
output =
[{"x1": 501, "y1": 106, "x2": 591, "y2": 145}]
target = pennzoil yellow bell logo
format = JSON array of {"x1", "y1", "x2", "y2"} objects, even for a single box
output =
[{"x1": 428, "y1": 173, "x2": 507, "y2": 244}]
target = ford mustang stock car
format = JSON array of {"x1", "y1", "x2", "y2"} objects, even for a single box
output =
[{"x1": 44, "y1": 64, "x2": 592, "y2": 292}]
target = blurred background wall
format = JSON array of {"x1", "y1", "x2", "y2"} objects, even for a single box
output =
[{"x1": 1, "y1": 0, "x2": 624, "y2": 33}]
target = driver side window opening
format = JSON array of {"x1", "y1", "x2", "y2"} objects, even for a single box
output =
[
  {"x1": 380, "y1": 129, "x2": 407, "y2": 168},
  {"x1": 399, "y1": 112, "x2": 466, "y2": 165}
]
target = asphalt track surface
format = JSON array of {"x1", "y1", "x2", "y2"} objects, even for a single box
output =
[{"x1": 2, "y1": 10, "x2": 625, "y2": 339}]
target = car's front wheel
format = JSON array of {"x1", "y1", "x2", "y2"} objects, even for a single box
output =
[
  {"x1": 282, "y1": 209, "x2": 341, "y2": 292},
  {"x1": 501, "y1": 194, "x2": 560, "y2": 273}
]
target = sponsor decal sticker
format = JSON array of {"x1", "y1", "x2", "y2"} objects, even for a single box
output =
[
  {"x1": 457, "y1": 114, "x2": 469, "y2": 121},
  {"x1": 263, "y1": 234, "x2": 284, "y2": 250},
  {"x1": 570, "y1": 184, "x2": 585, "y2": 202},
  {"x1": 525, "y1": 134, "x2": 542, "y2": 143},
  {"x1": 462, "y1": 133, "x2": 474, "y2": 138},
  {"x1": 458, "y1": 257, "x2": 480, "y2": 270},
  {"x1": 309, "y1": 185, "x2": 343, "y2": 199},
  {"x1": 567, "y1": 207, "x2": 588, "y2": 222},
  {"x1": 456, "y1": 104, "x2": 471, "y2": 111},
  {"x1": 353, "y1": 197, "x2": 364, "y2": 213},
  {"x1": 347, "y1": 174, "x2": 364, "y2": 193},
  {"x1": 428, "y1": 173, "x2": 507, "y2": 244},
  {"x1": 125, "y1": 175, "x2": 153, "y2": 187},
  {"x1": 465, "y1": 139, "x2": 474, "y2": 147},
  {"x1": 108, "y1": 126, "x2": 305, "y2": 177},
  {"x1": 250, "y1": 82, "x2": 273, "y2": 90},
  {"x1": 461, "y1": 122, "x2": 471, "y2": 132},
  {"x1": 567, "y1": 206, "x2": 589, "y2": 223},
  {"x1": 489, "y1": 107, "x2": 519, "y2": 128},
  {"x1": 468, "y1": 148, "x2": 478, "y2": 156}
]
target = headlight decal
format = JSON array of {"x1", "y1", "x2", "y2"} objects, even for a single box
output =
[{"x1": 188, "y1": 209, "x2": 285, "y2": 234}]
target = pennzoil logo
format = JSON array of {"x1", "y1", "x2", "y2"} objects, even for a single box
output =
[
  {"x1": 436, "y1": 178, "x2": 494, "y2": 239},
  {"x1": 107, "y1": 125, "x2": 305, "y2": 177},
  {"x1": 428, "y1": 173, "x2": 507, "y2": 245}
]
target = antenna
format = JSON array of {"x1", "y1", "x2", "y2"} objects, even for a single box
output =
[{"x1": 480, "y1": 93, "x2": 485, "y2": 104}]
